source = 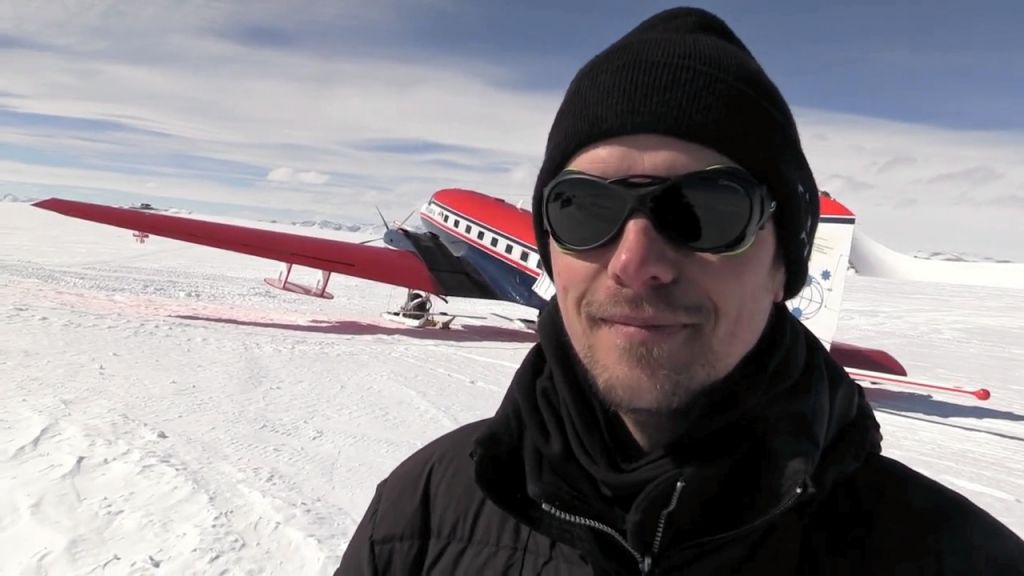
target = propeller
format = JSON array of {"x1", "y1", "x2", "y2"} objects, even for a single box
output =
[{"x1": 359, "y1": 207, "x2": 416, "y2": 245}]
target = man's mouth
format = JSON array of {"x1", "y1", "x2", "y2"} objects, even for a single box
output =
[{"x1": 597, "y1": 314, "x2": 697, "y2": 339}]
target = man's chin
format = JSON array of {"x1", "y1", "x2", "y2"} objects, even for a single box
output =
[{"x1": 586, "y1": 357, "x2": 717, "y2": 413}]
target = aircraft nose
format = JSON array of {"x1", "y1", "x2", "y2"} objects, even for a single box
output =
[{"x1": 383, "y1": 229, "x2": 414, "y2": 251}]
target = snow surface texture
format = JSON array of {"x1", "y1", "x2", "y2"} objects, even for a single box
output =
[{"x1": 1, "y1": 203, "x2": 1022, "y2": 575}]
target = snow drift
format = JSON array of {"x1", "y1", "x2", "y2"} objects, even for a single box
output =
[{"x1": 851, "y1": 231, "x2": 1024, "y2": 290}]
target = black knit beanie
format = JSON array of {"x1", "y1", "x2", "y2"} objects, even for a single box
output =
[{"x1": 532, "y1": 7, "x2": 819, "y2": 300}]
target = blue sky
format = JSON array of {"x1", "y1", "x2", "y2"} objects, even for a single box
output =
[
  {"x1": 216, "y1": 0, "x2": 1024, "y2": 131},
  {"x1": 1, "y1": 1, "x2": 1022, "y2": 258}
]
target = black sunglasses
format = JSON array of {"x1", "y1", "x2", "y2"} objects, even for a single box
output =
[{"x1": 541, "y1": 165, "x2": 776, "y2": 255}]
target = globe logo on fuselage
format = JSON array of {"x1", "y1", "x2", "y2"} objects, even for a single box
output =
[{"x1": 788, "y1": 275, "x2": 825, "y2": 320}]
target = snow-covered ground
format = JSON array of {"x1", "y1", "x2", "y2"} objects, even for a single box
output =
[{"x1": 1, "y1": 201, "x2": 1022, "y2": 575}]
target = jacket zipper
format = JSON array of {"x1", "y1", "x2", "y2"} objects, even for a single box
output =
[
  {"x1": 646, "y1": 477, "x2": 685, "y2": 570},
  {"x1": 541, "y1": 477, "x2": 686, "y2": 575},
  {"x1": 542, "y1": 478, "x2": 806, "y2": 575}
]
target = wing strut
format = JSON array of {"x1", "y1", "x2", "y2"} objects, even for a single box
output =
[{"x1": 264, "y1": 263, "x2": 334, "y2": 299}]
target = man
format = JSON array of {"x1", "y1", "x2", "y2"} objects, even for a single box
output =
[{"x1": 337, "y1": 7, "x2": 1024, "y2": 575}]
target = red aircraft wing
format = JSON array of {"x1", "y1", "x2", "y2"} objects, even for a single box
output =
[{"x1": 33, "y1": 198, "x2": 442, "y2": 295}]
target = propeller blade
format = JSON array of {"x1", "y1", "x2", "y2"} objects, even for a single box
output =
[
  {"x1": 365, "y1": 206, "x2": 415, "y2": 245},
  {"x1": 398, "y1": 209, "x2": 416, "y2": 228}
]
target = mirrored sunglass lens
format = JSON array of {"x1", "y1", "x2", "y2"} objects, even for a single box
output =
[
  {"x1": 652, "y1": 179, "x2": 753, "y2": 250},
  {"x1": 546, "y1": 178, "x2": 628, "y2": 248}
]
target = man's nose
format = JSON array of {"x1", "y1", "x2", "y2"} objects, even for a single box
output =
[{"x1": 606, "y1": 216, "x2": 678, "y2": 290}]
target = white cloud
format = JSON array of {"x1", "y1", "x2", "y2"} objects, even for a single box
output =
[
  {"x1": 266, "y1": 167, "x2": 295, "y2": 183},
  {"x1": 0, "y1": 1, "x2": 454, "y2": 45},
  {"x1": 0, "y1": 1, "x2": 1022, "y2": 262},
  {"x1": 0, "y1": 1, "x2": 553, "y2": 224},
  {"x1": 267, "y1": 168, "x2": 330, "y2": 185},
  {"x1": 794, "y1": 110, "x2": 1024, "y2": 260},
  {"x1": 297, "y1": 171, "x2": 330, "y2": 185}
]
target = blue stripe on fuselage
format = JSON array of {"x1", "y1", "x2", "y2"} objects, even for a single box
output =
[{"x1": 422, "y1": 219, "x2": 549, "y2": 310}]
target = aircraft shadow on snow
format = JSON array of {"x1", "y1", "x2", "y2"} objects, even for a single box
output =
[
  {"x1": 865, "y1": 388, "x2": 1024, "y2": 443},
  {"x1": 170, "y1": 314, "x2": 539, "y2": 344}
]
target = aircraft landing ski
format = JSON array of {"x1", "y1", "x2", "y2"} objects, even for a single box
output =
[{"x1": 847, "y1": 368, "x2": 992, "y2": 401}]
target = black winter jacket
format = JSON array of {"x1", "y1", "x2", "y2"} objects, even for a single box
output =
[{"x1": 337, "y1": 303, "x2": 1024, "y2": 575}]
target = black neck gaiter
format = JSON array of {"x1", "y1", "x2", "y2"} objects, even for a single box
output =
[{"x1": 473, "y1": 298, "x2": 881, "y2": 545}]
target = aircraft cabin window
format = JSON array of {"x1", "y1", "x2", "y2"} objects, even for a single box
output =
[
  {"x1": 443, "y1": 214, "x2": 449, "y2": 223},
  {"x1": 490, "y1": 237, "x2": 499, "y2": 248},
  {"x1": 505, "y1": 243, "x2": 514, "y2": 255},
  {"x1": 453, "y1": 218, "x2": 461, "y2": 228},
  {"x1": 477, "y1": 231, "x2": 485, "y2": 241},
  {"x1": 465, "y1": 224, "x2": 472, "y2": 233},
  {"x1": 519, "y1": 250, "x2": 530, "y2": 263}
]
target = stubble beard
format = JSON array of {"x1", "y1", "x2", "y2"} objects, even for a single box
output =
[
  {"x1": 577, "y1": 334, "x2": 719, "y2": 415},
  {"x1": 572, "y1": 290, "x2": 723, "y2": 415}
]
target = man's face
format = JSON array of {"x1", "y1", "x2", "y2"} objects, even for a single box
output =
[{"x1": 549, "y1": 134, "x2": 786, "y2": 415}]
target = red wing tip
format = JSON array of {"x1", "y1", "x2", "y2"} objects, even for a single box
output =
[{"x1": 32, "y1": 197, "x2": 77, "y2": 212}]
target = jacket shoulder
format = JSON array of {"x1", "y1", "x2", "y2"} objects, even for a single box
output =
[
  {"x1": 365, "y1": 417, "x2": 493, "y2": 536},
  {"x1": 813, "y1": 453, "x2": 1024, "y2": 574},
  {"x1": 337, "y1": 419, "x2": 588, "y2": 575}
]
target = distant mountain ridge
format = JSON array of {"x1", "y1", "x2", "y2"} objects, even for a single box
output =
[
  {"x1": 270, "y1": 219, "x2": 371, "y2": 233},
  {"x1": 1, "y1": 193, "x2": 39, "y2": 203},
  {"x1": 911, "y1": 250, "x2": 1014, "y2": 264}
]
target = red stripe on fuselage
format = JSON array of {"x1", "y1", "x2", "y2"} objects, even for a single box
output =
[{"x1": 430, "y1": 189, "x2": 537, "y2": 247}]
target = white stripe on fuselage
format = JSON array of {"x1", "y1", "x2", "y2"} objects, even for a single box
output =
[{"x1": 420, "y1": 200, "x2": 543, "y2": 278}]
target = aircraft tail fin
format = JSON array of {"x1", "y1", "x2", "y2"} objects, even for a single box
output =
[{"x1": 786, "y1": 193, "x2": 857, "y2": 349}]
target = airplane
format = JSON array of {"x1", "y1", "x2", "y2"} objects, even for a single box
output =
[{"x1": 32, "y1": 188, "x2": 992, "y2": 402}]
